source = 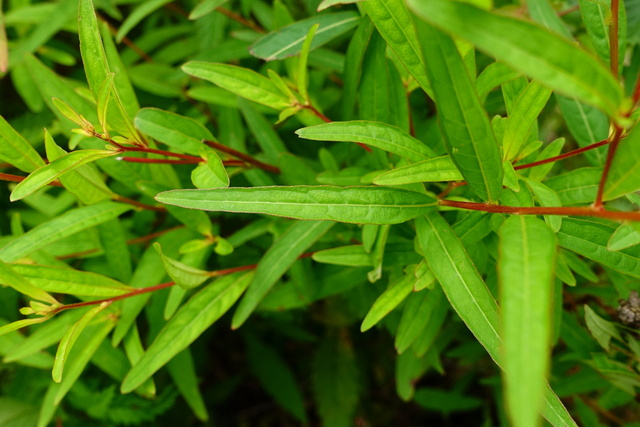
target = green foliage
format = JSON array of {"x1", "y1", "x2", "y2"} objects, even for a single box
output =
[{"x1": 1, "y1": 0, "x2": 640, "y2": 426}]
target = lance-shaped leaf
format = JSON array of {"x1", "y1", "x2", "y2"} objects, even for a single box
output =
[
  {"x1": 11, "y1": 264, "x2": 132, "y2": 297},
  {"x1": 416, "y1": 22, "x2": 503, "y2": 202},
  {"x1": 182, "y1": 62, "x2": 291, "y2": 110},
  {"x1": 156, "y1": 186, "x2": 436, "y2": 224},
  {"x1": 135, "y1": 108, "x2": 213, "y2": 156},
  {"x1": 313, "y1": 245, "x2": 373, "y2": 267},
  {"x1": 10, "y1": 149, "x2": 116, "y2": 201},
  {"x1": 121, "y1": 272, "x2": 254, "y2": 393},
  {"x1": 499, "y1": 216, "x2": 556, "y2": 427},
  {"x1": 373, "y1": 156, "x2": 463, "y2": 185},
  {"x1": 603, "y1": 123, "x2": 640, "y2": 200},
  {"x1": 416, "y1": 212, "x2": 576, "y2": 427},
  {"x1": 296, "y1": 121, "x2": 436, "y2": 161},
  {"x1": 52, "y1": 303, "x2": 109, "y2": 383},
  {"x1": 0, "y1": 201, "x2": 131, "y2": 263},
  {"x1": 407, "y1": 0, "x2": 625, "y2": 120},
  {"x1": 0, "y1": 260, "x2": 59, "y2": 304},
  {"x1": 154, "y1": 243, "x2": 210, "y2": 290},
  {"x1": 362, "y1": 0, "x2": 431, "y2": 96},
  {"x1": 0, "y1": 316, "x2": 52, "y2": 338},
  {"x1": 579, "y1": 0, "x2": 626, "y2": 74},
  {"x1": 250, "y1": 12, "x2": 360, "y2": 61},
  {"x1": 361, "y1": 273, "x2": 414, "y2": 332},
  {"x1": 0, "y1": 116, "x2": 46, "y2": 173},
  {"x1": 232, "y1": 220, "x2": 334, "y2": 328},
  {"x1": 558, "y1": 218, "x2": 640, "y2": 278},
  {"x1": 555, "y1": 96, "x2": 608, "y2": 166}
]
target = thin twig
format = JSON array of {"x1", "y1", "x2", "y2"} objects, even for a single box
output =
[{"x1": 203, "y1": 139, "x2": 281, "y2": 174}]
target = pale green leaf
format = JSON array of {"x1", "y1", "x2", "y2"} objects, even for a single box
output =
[
  {"x1": 407, "y1": 0, "x2": 625, "y2": 119},
  {"x1": 0, "y1": 260, "x2": 59, "y2": 304},
  {"x1": 296, "y1": 121, "x2": 436, "y2": 161},
  {"x1": 249, "y1": 12, "x2": 360, "y2": 61},
  {"x1": 373, "y1": 156, "x2": 463, "y2": 186},
  {"x1": 0, "y1": 116, "x2": 46, "y2": 173},
  {"x1": 121, "y1": 272, "x2": 254, "y2": 393},
  {"x1": 604, "y1": 123, "x2": 640, "y2": 200},
  {"x1": 361, "y1": 273, "x2": 414, "y2": 331},
  {"x1": 0, "y1": 316, "x2": 52, "y2": 338},
  {"x1": 155, "y1": 186, "x2": 436, "y2": 224},
  {"x1": 608, "y1": 224, "x2": 640, "y2": 251},
  {"x1": 154, "y1": 243, "x2": 210, "y2": 290},
  {"x1": 584, "y1": 305, "x2": 621, "y2": 351},
  {"x1": 298, "y1": 24, "x2": 319, "y2": 103},
  {"x1": 191, "y1": 149, "x2": 229, "y2": 189},
  {"x1": 499, "y1": 216, "x2": 556, "y2": 427},
  {"x1": 10, "y1": 150, "x2": 116, "y2": 201},
  {"x1": 189, "y1": 0, "x2": 228, "y2": 20},
  {"x1": 134, "y1": 108, "x2": 213, "y2": 155},
  {"x1": 232, "y1": 220, "x2": 333, "y2": 328},
  {"x1": 182, "y1": 62, "x2": 291, "y2": 110},
  {"x1": 312, "y1": 245, "x2": 373, "y2": 266},
  {"x1": 116, "y1": 0, "x2": 172, "y2": 42}
]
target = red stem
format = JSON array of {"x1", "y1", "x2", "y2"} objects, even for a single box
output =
[
  {"x1": 514, "y1": 138, "x2": 610, "y2": 171},
  {"x1": 0, "y1": 172, "x2": 63, "y2": 187},
  {"x1": 203, "y1": 139, "x2": 281, "y2": 174},
  {"x1": 120, "y1": 146, "x2": 202, "y2": 162},
  {"x1": 118, "y1": 157, "x2": 199, "y2": 164},
  {"x1": 439, "y1": 199, "x2": 640, "y2": 221},
  {"x1": 594, "y1": 126, "x2": 624, "y2": 208},
  {"x1": 303, "y1": 105, "x2": 372, "y2": 153}
]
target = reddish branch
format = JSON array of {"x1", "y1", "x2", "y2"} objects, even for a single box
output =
[
  {"x1": 203, "y1": 139, "x2": 281, "y2": 174},
  {"x1": 594, "y1": 126, "x2": 624, "y2": 208}
]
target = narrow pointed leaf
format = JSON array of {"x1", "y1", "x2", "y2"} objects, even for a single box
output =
[
  {"x1": 156, "y1": 186, "x2": 436, "y2": 224},
  {"x1": 182, "y1": 62, "x2": 291, "y2": 110},
  {"x1": 361, "y1": 273, "x2": 414, "y2": 331},
  {"x1": 154, "y1": 243, "x2": 210, "y2": 290},
  {"x1": 116, "y1": 0, "x2": 172, "y2": 42},
  {"x1": 0, "y1": 316, "x2": 52, "y2": 338},
  {"x1": 373, "y1": 156, "x2": 463, "y2": 185},
  {"x1": 232, "y1": 220, "x2": 333, "y2": 328},
  {"x1": 10, "y1": 150, "x2": 116, "y2": 201},
  {"x1": 296, "y1": 121, "x2": 436, "y2": 161},
  {"x1": 362, "y1": 0, "x2": 431, "y2": 96},
  {"x1": 417, "y1": 21, "x2": 503, "y2": 201},
  {"x1": 78, "y1": 0, "x2": 110, "y2": 98},
  {"x1": 121, "y1": 272, "x2": 254, "y2": 393},
  {"x1": 52, "y1": 303, "x2": 109, "y2": 383},
  {"x1": 603, "y1": 123, "x2": 640, "y2": 200},
  {"x1": 249, "y1": 12, "x2": 360, "y2": 61},
  {"x1": 0, "y1": 260, "x2": 59, "y2": 304},
  {"x1": 499, "y1": 216, "x2": 556, "y2": 427},
  {"x1": 0, "y1": 201, "x2": 131, "y2": 263},
  {"x1": 416, "y1": 212, "x2": 576, "y2": 427},
  {"x1": 407, "y1": 0, "x2": 625, "y2": 119},
  {"x1": 0, "y1": 116, "x2": 46, "y2": 173},
  {"x1": 608, "y1": 224, "x2": 640, "y2": 251},
  {"x1": 134, "y1": 108, "x2": 213, "y2": 155}
]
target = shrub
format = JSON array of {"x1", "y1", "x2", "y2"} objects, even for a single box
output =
[{"x1": 1, "y1": 0, "x2": 639, "y2": 426}]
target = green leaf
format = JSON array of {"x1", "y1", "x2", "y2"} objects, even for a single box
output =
[
  {"x1": 0, "y1": 116, "x2": 46, "y2": 173},
  {"x1": 342, "y1": 17, "x2": 375, "y2": 119},
  {"x1": 166, "y1": 349, "x2": 208, "y2": 421},
  {"x1": 608, "y1": 224, "x2": 640, "y2": 251},
  {"x1": 545, "y1": 167, "x2": 601, "y2": 205},
  {"x1": 246, "y1": 335, "x2": 307, "y2": 422},
  {"x1": 362, "y1": 0, "x2": 431, "y2": 96},
  {"x1": 407, "y1": 0, "x2": 625, "y2": 120},
  {"x1": 417, "y1": 21, "x2": 503, "y2": 202},
  {"x1": 182, "y1": 62, "x2": 292, "y2": 110},
  {"x1": 120, "y1": 272, "x2": 253, "y2": 393},
  {"x1": 156, "y1": 186, "x2": 436, "y2": 224},
  {"x1": 527, "y1": 137, "x2": 565, "y2": 182},
  {"x1": 296, "y1": 121, "x2": 436, "y2": 161},
  {"x1": 373, "y1": 156, "x2": 463, "y2": 186},
  {"x1": 395, "y1": 285, "x2": 446, "y2": 354},
  {"x1": 297, "y1": 24, "x2": 319, "y2": 103},
  {"x1": 78, "y1": 0, "x2": 111, "y2": 100},
  {"x1": 584, "y1": 305, "x2": 621, "y2": 351},
  {"x1": 116, "y1": 0, "x2": 172, "y2": 42},
  {"x1": 475, "y1": 61, "x2": 522, "y2": 102},
  {"x1": 558, "y1": 218, "x2": 640, "y2": 278},
  {"x1": 154, "y1": 243, "x2": 210, "y2": 290},
  {"x1": 580, "y1": 0, "x2": 626, "y2": 74},
  {"x1": 134, "y1": 108, "x2": 214, "y2": 155},
  {"x1": 0, "y1": 201, "x2": 131, "y2": 263},
  {"x1": 525, "y1": 178, "x2": 563, "y2": 232},
  {"x1": 417, "y1": 212, "x2": 576, "y2": 427},
  {"x1": 249, "y1": 12, "x2": 360, "y2": 61},
  {"x1": 10, "y1": 149, "x2": 116, "y2": 201},
  {"x1": 52, "y1": 303, "x2": 108, "y2": 383},
  {"x1": 232, "y1": 220, "x2": 333, "y2": 328},
  {"x1": 555, "y1": 96, "x2": 608, "y2": 166},
  {"x1": 603, "y1": 123, "x2": 640, "y2": 200},
  {"x1": 502, "y1": 81, "x2": 552, "y2": 161},
  {"x1": 0, "y1": 316, "x2": 52, "y2": 338},
  {"x1": 361, "y1": 273, "x2": 414, "y2": 332},
  {"x1": 11, "y1": 263, "x2": 132, "y2": 297},
  {"x1": 191, "y1": 149, "x2": 229, "y2": 189},
  {"x1": 189, "y1": 0, "x2": 228, "y2": 20},
  {"x1": 0, "y1": 260, "x2": 59, "y2": 304},
  {"x1": 312, "y1": 245, "x2": 373, "y2": 266},
  {"x1": 526, "y1": 0, "x2": 572, "y2": 39},
  {"x1": 499, "y1": 216, "x2": 556, "y2": 427}
]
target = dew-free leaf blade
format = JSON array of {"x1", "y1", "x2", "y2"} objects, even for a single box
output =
[
  {"x1": 10, "y1": 150, "x2": 116, "y2": 201},
  {"x1": 154, "y1": 242, "x2": 210, "y2": 290},
  {"x1": 0, "y1": 201, "x2": 131, "y2": 263},
  {"x1": 603, "y1": 124, "x2": 640, "y2": 200},
  {"x1": 52, "y1": 303, "x2": 109, "y2": 383},
  {"x1": 156, "y1": 186, "x2": 436, "y2": 224},
  {"x1": 416, "y1": 21, "x2": 503, "y2": 202},
  {"x1": 120, "y1": 272, "x2": 253, "y2": 393},
  {"x1": 249, "y1": 12, "x2": 360, "y2": 61},
  {"x1": 232, "y1": 220, "x2": 333, "y2": 328},
  {"x1": 373, "y1": 156, "x2": 463, "y2": 186},
  {"x1": 361, "y1": 273, "x2": 414, "y2": 331},
  {"x1": 135, "y1": 108, "x2": 213, "y2": 155},
  {"x1": 499, "y1": 216, "x2": 556, "y2": 427},
  {"x1": 0, "y1": 116, "x2": 46, "y2": 173},
  {"x1": 407, "y1": 0, "x2": 625, "y2": 119},
  {"x1": 0, "y1": 260, "x2": 59, "y2": 304},
  {"x1": 182, "y1": 62, "x2": 291, "y2": 110},
  {"x1": 362, "y1": 0, "x2": 431, "y2": 96},
  {"x1": 78, "y1": 0, "x2": 110, "y2": 99},
  {"x1": 296, "y1": 121, "x2": 436, "y2": 161}
]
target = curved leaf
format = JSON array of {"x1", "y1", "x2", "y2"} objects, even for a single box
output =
[
  {"x1": 361, "y1": 273, "x2": 414, "y2": 332},
  {"x1": 0, "y1": 116, "x2": 46, "y2": 173},
  {"x1": 373, "y1": 156, "x2": 462, "y2": 185},
  {"x1": 604, "y1": 123, "x2": 640, "y2": 200},
  {"x1": 135, "y1": 108, "x2": 213, "y2": 155}
]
